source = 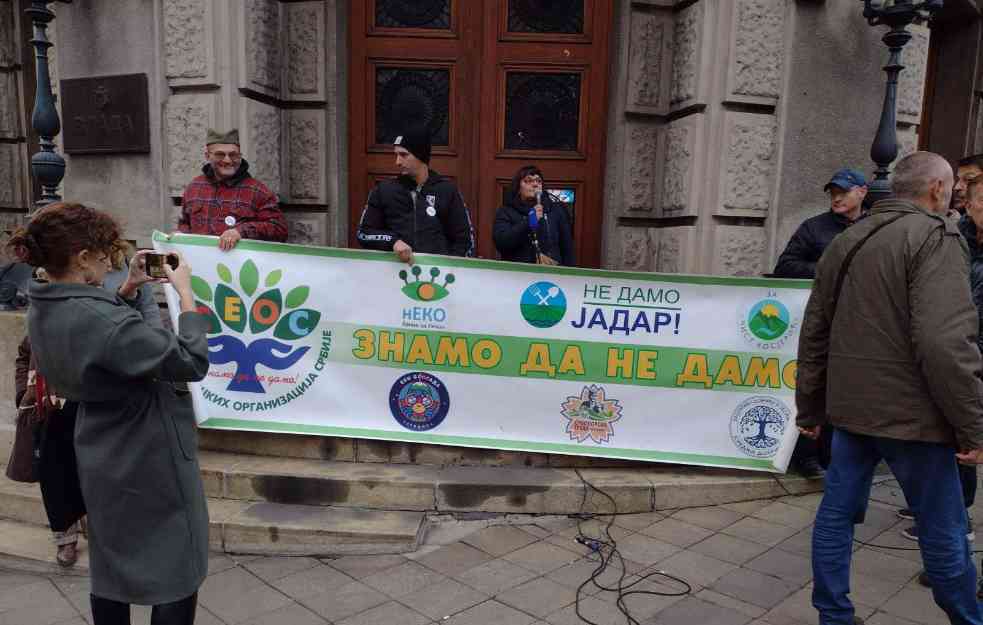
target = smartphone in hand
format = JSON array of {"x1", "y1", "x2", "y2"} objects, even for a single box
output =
[{"x1": 145, "y1": 253, "x2": 179, "y2": 279}]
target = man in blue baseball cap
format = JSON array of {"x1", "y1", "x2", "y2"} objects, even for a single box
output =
[
  {"x1": 774, "y1": 167, "x2": 869, "y2": 280},
  {"x1": 774, "y1": 167, "x2": 868, "y2": 478}
]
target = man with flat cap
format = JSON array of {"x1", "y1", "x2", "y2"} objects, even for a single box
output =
[
  {"x1": 357, "y1": 125, "x2": 474, "y2": 263},
  {"x1": 177, "y1": 128, "x2": 288, "y2": 251}
]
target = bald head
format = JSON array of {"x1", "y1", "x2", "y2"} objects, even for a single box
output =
[{"x1": 891, "y1": 152, "x2": 954, "y2": 214}]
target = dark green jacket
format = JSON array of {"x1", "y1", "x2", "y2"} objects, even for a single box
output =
[
  {"x1": 27, "y1": 281, "x2": 210, "y2": 604},
  {"x1": 796, "y1": 199, "x2": 983, "y2": 450}
]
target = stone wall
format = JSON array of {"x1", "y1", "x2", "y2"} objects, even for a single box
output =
[
  {"x1": 49, "y1": 0, "x2": 347, "y2": 248},
  {"x1": 160, "y1": 0, "x2": 341, "y2": 246},
  {"x1": 772, "y1": 4, "x2": 927, "y2": 260},
  {"x1": 603, "y1": 0, "x2": 929, "y2": 275},
  {"x1": 41, "y1": 0, "x2": 931, "y2": 265}
]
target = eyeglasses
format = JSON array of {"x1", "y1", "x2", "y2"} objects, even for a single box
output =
[
  {"x1": 209, "y1": 150, "x2": 242, "y2": 162},
  {"x1": 522, "y1": 176, "x2": 543, "y2": 185}
]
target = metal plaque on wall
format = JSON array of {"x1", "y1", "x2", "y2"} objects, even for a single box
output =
[{"x1": 60, "y1": 73, "x2": 151, "y2": 154}]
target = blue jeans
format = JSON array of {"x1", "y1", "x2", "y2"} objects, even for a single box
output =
[{"x1": 812, "y1": 429, "x2": 982, "y2": 625}]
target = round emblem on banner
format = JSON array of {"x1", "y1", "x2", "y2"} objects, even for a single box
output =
[
  {"x1": 389, "y1": 372, "x2": 450, "y2": 431},
  {"x1": 426, "y1": 206, "x2": 437, "y2": 217},
  {"x1": 737, "y1": 293, "x2": 799, "y2": 351},
  {"x1": 520, "y1": 281, "x2": 567, "y2": 328},
  {"x1": 224, "y1": 215, "x2": 237, "y2": 227},
  {"x1": 729, "y1": 396, "x2": 790, "y2": 459},
  {"x1": 746, "y1": 299, "x2": 791, "y2": 342}
]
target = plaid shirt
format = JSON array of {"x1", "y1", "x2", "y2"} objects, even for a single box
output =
[{"x1": 178, "y1": 164, "x2": 287, "y2": 242}]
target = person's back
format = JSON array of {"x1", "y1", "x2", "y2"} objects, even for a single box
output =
[
  {"x1": 796, "y1": 152, "x2": 983, "y2": 625},
  {"x1": 9, "y1": 202, "x2": 212, "y2": 622},
  {"x1": 800, "y1": 201, "x2": 981, "y2": 445},
  {"x1": 29, "y1": 285, "x2": 158, "y2": 402}
]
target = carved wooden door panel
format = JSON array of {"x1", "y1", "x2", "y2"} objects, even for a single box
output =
[
  {"x1": 475, "y1": 0, "x2": 613, "y2": 266},
  {"x1": 349, "y1": 0, "x2": 613, "y2": 267},
  {"x1": 348, "y1": 0, "x2": 481, "y2": 248}
]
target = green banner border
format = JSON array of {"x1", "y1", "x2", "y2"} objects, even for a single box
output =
[
  {"x1": 198, "y1": 417, "x2": 777, "y2": 471},
  {"x1": 153, "y1": 231, "x2": 812, "y2": 290}
]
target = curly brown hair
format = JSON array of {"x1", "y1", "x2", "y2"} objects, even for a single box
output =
[{"x1": 6, "y1": 202, "x2": 121, "y2": 276}]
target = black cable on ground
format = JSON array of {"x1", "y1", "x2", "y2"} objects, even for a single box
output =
[{"x1": 571, "y1": 468, "x2": 692, "y2": 625}]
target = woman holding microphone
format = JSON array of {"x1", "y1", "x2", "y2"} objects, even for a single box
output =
[
  {"x1": 8, "y1": 202, "x2": 210, "y2": 625},
  {"x1": 493, "y1": 165, "x2": 575, "y2": 266}
]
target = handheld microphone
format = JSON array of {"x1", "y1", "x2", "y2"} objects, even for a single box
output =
[
  {"x1": 539, "y1": 190, "x2": 549, "y2": 226},
  {"x1": 528, "y1": 202, "x2": 542, "y2": 264}
]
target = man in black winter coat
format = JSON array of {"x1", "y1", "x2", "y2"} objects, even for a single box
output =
[
  {"x1": 774, "y1": 167, "x2": 867, "y2": 479},
  {"x1": 773, "y1": 168, "x2": 868, "y2": 279},
  {"x1": 357, "y1": 126, "x2": 475, "y2": 264},
  {"x1": 493, "y1": 165, "x2": 576, "y2": 266}
]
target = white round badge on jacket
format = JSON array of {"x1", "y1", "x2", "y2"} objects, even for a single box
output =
[
  {"x1": 426, "y1": 206, "x2": 436, "y2": 217},
  {"x1": 225, "y1": 216, "x2": 237, "y2": 227}
]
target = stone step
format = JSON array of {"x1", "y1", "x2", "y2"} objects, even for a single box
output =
[
  {"x1": 199, "y1": 449, "x2": 824, "y2": 515},
  {"x1": 212, "y1": 500, "x2": 426, "y2": 556},
  {"x1": 198, "y1": 427, "x2": 666, "y2": 468},
  {"x1": 0, "y1": 475, "x2": 427, "y2": 559},
  {"x1": 0, "y1": 423, "x2": 14, "y2": 466},
  {"x1": 0, "y1": 519, "x2": 90, "y2": 577},
  {"x1": 0, "y1": 473, "x2": 48, "y2": 526}
]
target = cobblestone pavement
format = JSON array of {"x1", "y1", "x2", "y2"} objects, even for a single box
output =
[{"x1": 2, "y1": 477, "x2": 980, "y2": 625}]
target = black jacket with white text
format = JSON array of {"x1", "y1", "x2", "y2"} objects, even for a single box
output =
[{"x1": 356, "y1": 170, "x2": 475, "y2": 257}]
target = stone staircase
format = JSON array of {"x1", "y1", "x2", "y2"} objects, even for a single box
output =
[{"x1": 0, "y1": 422, "x2": 825, "y2": 571}]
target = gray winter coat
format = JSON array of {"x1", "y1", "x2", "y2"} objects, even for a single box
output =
[
  {"x1": 102, "y1": 268, "x2": 163, "y2": 329},
  {"x1": 27, "y1": 281, "x2": 210, "y2": 605}
]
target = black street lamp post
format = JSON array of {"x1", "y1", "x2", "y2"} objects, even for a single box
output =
[
  {"x1": 25, "y1": 0, "x2": 72, "y2": 210},
  {"x1": 861, "y1": 0, "x2": 943, "y2": 205}
]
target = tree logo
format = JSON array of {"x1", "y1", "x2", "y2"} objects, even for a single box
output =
[
  {"x1": 729, "y1": 396, "x2": 790, "y2": 459},
  {"x1": 398, "y1": 265, "x2": 455, "y2": 302},
  {"x1": 746, "y1": 299, "x2": 790, "y2": 342},
  {"x1": 192, "y1": 259, "x2": 321, "y2": 393},
  {"x1": 520, "y1": 281, "x2": 567, "y2": 328},
  {"x1": 561, "y1": 385, "x2": 623, "y2": 444}
]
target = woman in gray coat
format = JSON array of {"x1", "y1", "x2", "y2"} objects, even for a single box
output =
[
  {"x1": 6, "y1": 251, "x2": 164, "y2": 569},
  {"x1": 8, "y1": 202, "x2": 210, "y2": 625}
]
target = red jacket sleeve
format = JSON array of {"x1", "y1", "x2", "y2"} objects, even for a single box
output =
[{"x1": 238, "y1": 184, "x2": 288, "y2": 242}]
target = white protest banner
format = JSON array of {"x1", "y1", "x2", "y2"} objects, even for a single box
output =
[{"x1": 154, "y1": 232, "x2": 811, "y2": 472}]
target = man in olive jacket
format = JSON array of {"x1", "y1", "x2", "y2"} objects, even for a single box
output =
[{"x1": 796, "y1": 152, "x2": 983, "y2": 625}]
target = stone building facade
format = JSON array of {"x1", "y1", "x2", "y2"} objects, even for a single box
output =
[{"x1": 0, "y1": 0, "x2": 962, "y2": 274}]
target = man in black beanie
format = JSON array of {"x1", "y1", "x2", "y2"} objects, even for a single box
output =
[{"x1": 357, "y1": 126, "x2": 474, "y2": 263}]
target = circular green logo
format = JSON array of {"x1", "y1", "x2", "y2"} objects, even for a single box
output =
[
  {"x1": 747, "y1": 299, "x2": 790, "y2": 342},
  {"x1": 520, "y1": 282, "x2": 567, "y2": 328}
]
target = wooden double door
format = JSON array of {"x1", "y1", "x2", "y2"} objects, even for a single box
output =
[{"x1": 349, "y1": 0, "x2": 613, "y2": 267}]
